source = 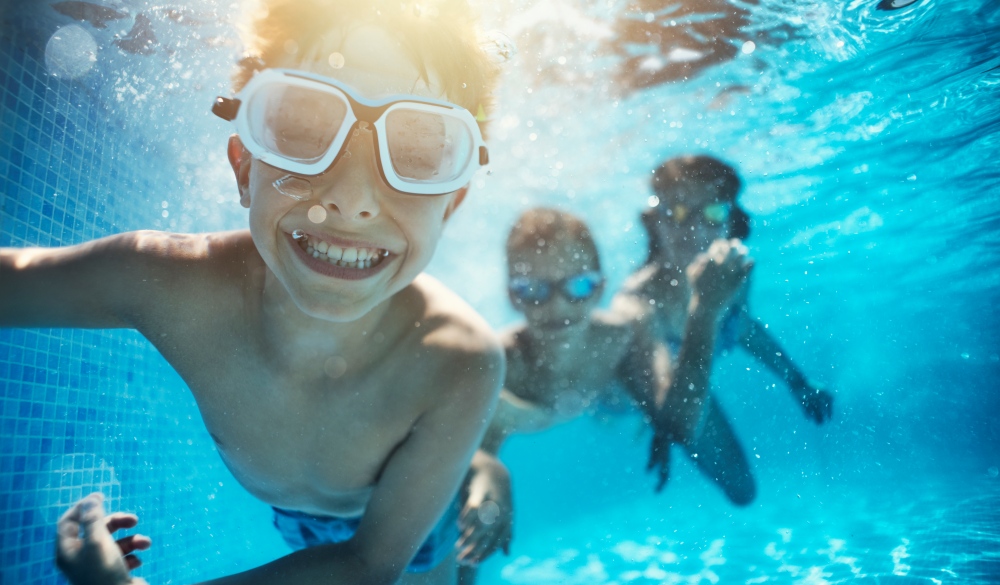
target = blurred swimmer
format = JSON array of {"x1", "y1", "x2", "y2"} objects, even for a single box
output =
[
  {"x1": 8, "y1": 1, "x2": 508, "y2": 583},
  {"x1": 455, "y1": 207, "x2": 751, "y2": 580},
  {"x1": 613, "y1": 154, "x2": 835, "y2": 505}
]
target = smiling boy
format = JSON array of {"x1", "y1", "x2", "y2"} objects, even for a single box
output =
[{"x1": 1, "y1": 1, "x2": 504, "y2": 584}]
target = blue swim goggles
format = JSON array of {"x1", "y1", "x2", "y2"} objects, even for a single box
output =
[
  {"x1": 213, "y1": 68, "x2": 489, "y2": 196},
  {"x1": 509, "y1": 271, "x2": 604, "y2": 305}
]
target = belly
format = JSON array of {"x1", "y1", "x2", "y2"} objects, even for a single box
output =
[{"x1": 215, "y1": 440, "x2": 379, "y2": 517}]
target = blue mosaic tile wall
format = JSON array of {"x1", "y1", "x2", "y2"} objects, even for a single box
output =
[{"x1": 0, "y1": 22, "x2": 283, "y2": 585}]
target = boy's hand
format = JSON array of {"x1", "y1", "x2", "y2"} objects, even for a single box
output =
[
  {"x1": 56, "y1": 493, "x2": 151, "y2": 585},
  {"x1": 793, "y1": 381, "x2": 834, "y2": 424},
  {"x1": 687, "y1": 239, "x2": 754, "y2": 312},
  {"x1": 457, "y1": 458, "x2": 513, "y2": 566}
]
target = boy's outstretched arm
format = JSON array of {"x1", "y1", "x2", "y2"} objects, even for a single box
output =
[
  {"x1": 201, "y1": 345, "x2": 503, "y2": 585},
  {"x1": 0, "y1": 231, "x2": 212, "y2": 329},
  {"x1": 737, "y1": 314, "x2": 833, "y2": 424}
]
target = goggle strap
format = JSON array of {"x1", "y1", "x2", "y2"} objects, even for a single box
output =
[{"x1": 212, "y1": 97, "x2": 240, "y2": 121}]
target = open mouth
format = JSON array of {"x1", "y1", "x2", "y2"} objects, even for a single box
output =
[{"x1": 288, "y1": 232, "x2": 393, "y2": 280}]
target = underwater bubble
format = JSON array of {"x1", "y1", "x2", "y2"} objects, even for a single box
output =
[
  {"x1": 328, "y1": 52, "x2": 345, "y2": 69},
  {"x1": 742, "y1": 41, "x2": 756, "y2": 55},
  {"x1": 284, "y1": 39, "x2": 299, "y2": 55},
  {"x1": 274, "y1": 175, "x2": 313, "y2": 201},
  {"x1": 479, "y1": 30, "x2": 516, "y2": 65},
  {"x1": 45, "y1": 25, "x2": 98, "y2": 79},
  {"x1": 308, "y1": 205, "x2": 328, "y2": 224},
  {"x1": 477, "y1": 500, "x2": 500, "y2": 524},
  {"x1": 324, "y1": 355, "x2": 348, "y2": 379},
  {"x1": 988, "y1": 467, "x2": 999, "y2": 478},
  {"x1": 647, "y1": 195, "x2": 660, "y2": 207}
]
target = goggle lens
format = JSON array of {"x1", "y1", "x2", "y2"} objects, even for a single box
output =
[
  {"x1": 702, "y1": 203, "x2": 731, "y2": 225},
  {"x1": 563, "y1": 273, "x2": 602, "y2": 301},
  {"x1": 509, "y1": 272, "x2": 602, "y2": 305},
  {"x1": 386, "y1": 108, "x2": 474, "y2": 185},
  {"x1": 246, "y1": 82, "x2": 349, "y2": 165},
  {"x1": 509, "y1": 277, "x2": 552, "y2": 303}
]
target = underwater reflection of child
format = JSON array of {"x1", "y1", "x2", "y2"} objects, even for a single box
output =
[
  {"x1": 454, "y1": 208, "x2": 752, "y2": 579},
  {"x1": 613, "y1": 154, "x2": 835, "y2": 504},
  {"x1": 4, "y1": 1, "x2": 508, "y2": 584}
]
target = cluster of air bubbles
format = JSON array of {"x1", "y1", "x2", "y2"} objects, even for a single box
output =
[
  {"x1": 479, "y1": 30, "x2": 516, "y2": 65},
  {"x1": 45, "y1": 25, "x2": 98, "y2": 78}
]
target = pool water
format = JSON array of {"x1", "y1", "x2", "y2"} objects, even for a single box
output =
[{"x1": 1, "y1": 0, "x2": 998, "y2": 583}]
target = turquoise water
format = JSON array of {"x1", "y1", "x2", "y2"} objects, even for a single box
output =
[{"x1": 1, "y1": 0, "x2": 998, "y2": 583}]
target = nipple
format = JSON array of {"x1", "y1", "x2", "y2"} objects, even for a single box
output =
[{"x1": 273, "y1": 175, "x2": 313, "y2": 201}]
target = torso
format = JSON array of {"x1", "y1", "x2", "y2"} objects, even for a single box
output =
[
  {"x1": 132, "y1": 232, "x2": 484, "y2": 517},
  {"x1": 502, "y1": 313, "x2": 636, "y2": 422}
]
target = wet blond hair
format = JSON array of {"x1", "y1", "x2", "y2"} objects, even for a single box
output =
[{"x1": 233, "y1": 0, "x2": 499, "y2": 132}]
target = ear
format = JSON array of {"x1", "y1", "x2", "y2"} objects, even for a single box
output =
[
  {"x1": 228, "y1": 134, "x2": 252, "y2": 209},
  {"x1": 443, "y1": 186, "x2": 469, "y2": 222}
]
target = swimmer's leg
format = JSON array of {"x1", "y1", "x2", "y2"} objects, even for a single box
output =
[
  {"x1": 457, "y1": 564, "x2": 477, "y2": 585},
  {"x1": 684, "y1": 394, "x2": 756, "y2": 506},
  {"x1": 399, "y1": 550, "x2": 457, "y2": 585}
]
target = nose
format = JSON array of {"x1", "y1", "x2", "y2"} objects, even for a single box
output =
[{"x1": 313, "y1": 128, "x2": 381, "y2": 221}]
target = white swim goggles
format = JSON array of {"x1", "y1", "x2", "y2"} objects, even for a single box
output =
[{"x1": 212, "y1": 68, "x2": 489, "y2": 196}]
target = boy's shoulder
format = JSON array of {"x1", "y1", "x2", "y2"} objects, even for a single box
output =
[{"x1": 394, "y1": 273, "x2": 504, "y2": 373}]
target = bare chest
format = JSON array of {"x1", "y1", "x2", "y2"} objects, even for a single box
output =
[{"x1": 152, "y1": 330, "x2": 420, "y2": 516}]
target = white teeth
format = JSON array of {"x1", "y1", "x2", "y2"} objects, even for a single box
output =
[{"x1": 297, "y1": 238, "x2": 387, "y2": 269}]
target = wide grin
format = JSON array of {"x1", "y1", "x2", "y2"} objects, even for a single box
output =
[{"x1": 296, "y1": 236, "x2": 390, "y2": 270}]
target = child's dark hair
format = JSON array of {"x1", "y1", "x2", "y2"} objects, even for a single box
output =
[
  {"x1": 507, "y1": 208, "x2": 600, "y2": 271},
  {"x1": 643, "y1": 155, "x2": 751, "y2": 262}
]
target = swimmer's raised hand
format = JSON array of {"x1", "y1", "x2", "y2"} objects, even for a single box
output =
[
  {"x1": 56, "y1": 492, "x2": 151, "y2": 585},
  {"x1": 686, "y1": 238, "x2": 754, "y2": 312}
]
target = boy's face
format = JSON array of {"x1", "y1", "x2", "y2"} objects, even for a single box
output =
[
  {"x1": 654, "y1": 178, "x2": 732, "y2": 267},
  {"x1": 231, "y1": 25, "x2": 468, "y2": 322},
  {"x1": 507, "y1": 235, "x2": 602, "y2": 331}
]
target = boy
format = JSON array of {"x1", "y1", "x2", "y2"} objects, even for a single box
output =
[
  {"x1": 614, "y1": 154, "x2": 835, "y2": 504},
  {"x1": 454, "y1": 208, "x2": 752, "y2": 575},
  {"x1": 4, "y1": 1, "x2": 504, "y2": 583}
]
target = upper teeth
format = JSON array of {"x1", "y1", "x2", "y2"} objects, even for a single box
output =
[{"x1": 302, "y1": 239, "x2": 387, "y2": 268}]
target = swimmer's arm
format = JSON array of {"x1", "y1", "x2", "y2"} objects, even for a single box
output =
[
  {"x1": 479, "y1": 389, "x2": 556, "y2": 454},
  {"x1": 738, "y1": 315, "x2": 833, "y2": 423},
  {"x1": 200, "y1": 348, "x2": 503, "y2": 585},
  {"x1": 738, "y1": 316, "x2": 810, "y2": 391},
  {"x1": 0, "y1": 231, "x2": 208, "y2": 329}
]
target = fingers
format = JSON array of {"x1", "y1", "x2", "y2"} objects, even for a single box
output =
[
  {"x1": 105, "y1": 512, "x2": 139, "y2": 533},
  {"x1": 116, "y1": 534, "x2": 151, "y2": 556},
  {"x1": 124, "y1": 554, "x2": 143, "y2": 571}
]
